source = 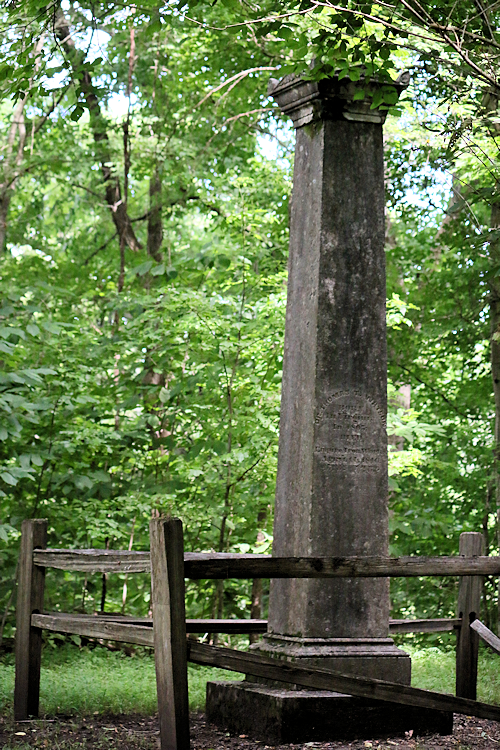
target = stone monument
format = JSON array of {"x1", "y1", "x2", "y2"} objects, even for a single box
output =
[{"x1": 206, "y1": 71, "x2": 452, "y2": 742}]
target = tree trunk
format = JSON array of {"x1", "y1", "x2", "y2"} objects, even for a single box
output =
[
  {"x1": 0, "y1": 96, "x2": 28, "y2": 252},
  {"x1": 147, "y1": 167, "x2": 163, "y2": 261},
  {"x1": 54, "y1": 10, "x2": 141, "y2": 252},
  {"x1": 0, "y1": 194, "x2": 11, "y2": 254}
]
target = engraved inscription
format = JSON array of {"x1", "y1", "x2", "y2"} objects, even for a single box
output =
[{"x1": 314, "y1": 391, "x2": 386, "y2": 474}]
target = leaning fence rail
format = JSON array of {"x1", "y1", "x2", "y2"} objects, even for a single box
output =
[{"x1": 13, "y1": 519, "x2": 499, "y2": 750}]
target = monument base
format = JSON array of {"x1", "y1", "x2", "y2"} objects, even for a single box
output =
[
  {"x1": 206, "y1": 681, "x2": 453, "y2": 743},
  {"x1": 256, "y1": 633, "x2": 412, "y2": 683}
]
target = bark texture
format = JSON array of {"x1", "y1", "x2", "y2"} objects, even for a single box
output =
[{"x1": 147, "y1": 167, "x2": 163, "y2": 261}]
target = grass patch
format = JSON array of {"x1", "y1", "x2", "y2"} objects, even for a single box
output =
[
  {"x1": 0, "y1": 645, "x2": 240, "y2": 717},
  {"x1": 409, "y1": 645, "x2": 500, "y2": 704},
  {"x1": 2, "y1": 643, "x2": 499, "y2": 720}
]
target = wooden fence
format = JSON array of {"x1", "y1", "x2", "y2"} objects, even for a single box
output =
[{"x1": 13, "y1": 518, "x2": 500, "y2": 750}]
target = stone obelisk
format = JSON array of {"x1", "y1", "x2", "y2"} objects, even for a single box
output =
[
  {"x1": 257, "y1": 72, "x2": 409, "y2": 681},
  {"x1": 206, "y1": 71, "x2": 452, "y2": 742}
]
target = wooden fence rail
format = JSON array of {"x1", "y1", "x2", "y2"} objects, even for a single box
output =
[
  {"x1": 14, "y1": 520, "x2": 495, "y2": 750},
  {"x1": 183, "y1": 553, "x2": 500, "y2": 579},
  {"x1": 30, "y1": 612, "x2": 460, "y2": 635},
  {"x1": 33, "y1": 548, "x2": 500, "y2": 578},
  {"x1": 471, "y1": 619, "x2": 500, "y2": 656}
]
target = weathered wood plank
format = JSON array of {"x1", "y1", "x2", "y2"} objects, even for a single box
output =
[
  {"x1": 29, "y1": 610, "x2": 464, "y2": 639},
  {"x1": 183, "y1": 553, "x2": 500, "y2": 579},
  {"x1": 33, "y1": 549, "x2": 150, "y2": 573},
  {"x1": 31, "y1": 612, "x2": 267, "y2": 646},
  {"x1": 150, "y1": 518, "x2": 190, "y2": 750},
  {"x1": 456, "y1": 533, "x2": 484, "y2": 701},
  {"x1": 46, "y1": 613, "x2": 154, "y2": 626},
  {"x1": 186, "y1": 619, "x2": 267, "y2": 634},
  {"x1": 31, "y1": 612, "x2": 459, "y2": 636},
  {"x1": 87, "y1": 617, "x2": 453, "y2": 634},
  {"x1": 470, "y1": 619, "x2": 500, "y2": 656},
  {"x1": 14, "y1": 520, "x2": 47, "y2": 720},
  {"x1": 31, "y1": 613, "x2": 154, "y2": 646},
  {"x1": 187, "y1": 641, "x2": 500, "y2": 722},
  {"x1": 33, "y1": 548, "x2": 500, "y2": 578},
  {"x1": 389, "y1": 618, "x2": 461, "y2": 633}
]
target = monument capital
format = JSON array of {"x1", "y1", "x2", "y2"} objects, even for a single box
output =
[{"x1": 268, "y1": 70, "x2": 410, "y2": 127}]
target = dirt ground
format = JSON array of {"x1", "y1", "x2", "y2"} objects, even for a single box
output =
[{"x1": 1, "y1": 713, "x2": 500, "y2": 750}]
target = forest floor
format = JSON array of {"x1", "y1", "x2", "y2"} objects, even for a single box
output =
[{"x1": 1, "y1": 713, "x2": 500, "y2": 750}]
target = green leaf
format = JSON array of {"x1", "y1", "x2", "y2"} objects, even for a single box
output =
[
  {"x1": 41, "y1": 322, "x2": 62, "y2": 335},
  {"x1": 70, "y1": 106, "x2": 85, "y2": 122},
  {"x1": 1, "y1": 472, "x2": 17, "y2": 486},
  {"x1": 159, "y1": 388, "x2": 171, "y2": 403},
  {"x1": 130, "y1": 260, "x2": 154, "y2": 276},
  {"x1": 216, "y1": 256, "x2": 231, "y2": 269},
  {"x1": 0, "y1": 327, "x2": 25, "y2": 339},
  {"x1": 151, "y1": 263, "x2": 165, "y2": 276},
  {"x1": 74, "y1": 475, "x2": 94, "y2": 490}
]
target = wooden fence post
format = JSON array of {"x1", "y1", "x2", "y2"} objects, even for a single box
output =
[
  {"x1": 150, "y1": 517, "x2": 190, "y2": 750},
  {"x1": 14, "y1": 519, "x2": 48, "y2": 720},
  {"x1": 456, "y1": 531, "x2": 484, "y2": 700}
]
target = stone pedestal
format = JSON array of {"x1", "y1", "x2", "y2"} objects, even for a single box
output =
[
  {"x1": 207, "y1": 682, "x2": 453, "y2": 743},
  {"x1": 207, "y1": 71, "x2": 451, "y2": 739}
]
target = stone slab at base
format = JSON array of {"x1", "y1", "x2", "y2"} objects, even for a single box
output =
[
  {"x1": 206, "y1": 681, "x2": 453, "y2": 744},
  {"x1": 256, "y1": 634, "x2": 412, "y2": 684}
]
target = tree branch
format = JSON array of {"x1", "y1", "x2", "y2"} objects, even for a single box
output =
[
  {"x1": 397, "y1": 363, "x2": 481, "y2": 420},
  {"x1": 83, "y1": 231, "x2": 118, "y2": 265},
  {"x1": 53, "y1": 9, "x2": 142, "y2": 252}
]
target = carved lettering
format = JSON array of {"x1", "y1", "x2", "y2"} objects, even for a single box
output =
[{"x1": 314, "y1": 391, "x2": 386, "y2": 474}]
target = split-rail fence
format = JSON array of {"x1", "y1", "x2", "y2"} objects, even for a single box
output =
[{"x1": 13, "y1": 518, "x2": 500, "y2": 750}]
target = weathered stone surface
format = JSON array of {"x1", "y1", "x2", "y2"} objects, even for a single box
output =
[
  {"x1": 206, "y1": 681, "x2": 453, "y2": 743},
  {"x1": 267, "y1": 71, "x2": 410, "y2": 127},
  {"x1": 262, "y1": 100, "x2": 408, "y2": 672},
  {"x1": 253, "y1": 635, "x2": 410, "y2": 684}
]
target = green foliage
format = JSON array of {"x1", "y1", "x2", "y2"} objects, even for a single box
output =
[
  {"x1": 0, "y1": 151, "x2": 291, "y2": 624},
  {"x1": 0, "y1": 0, "x2": 499, "y2": 649},
  {"x1": 0, "y1": 0, "x2": 293, "y2": 627}
]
